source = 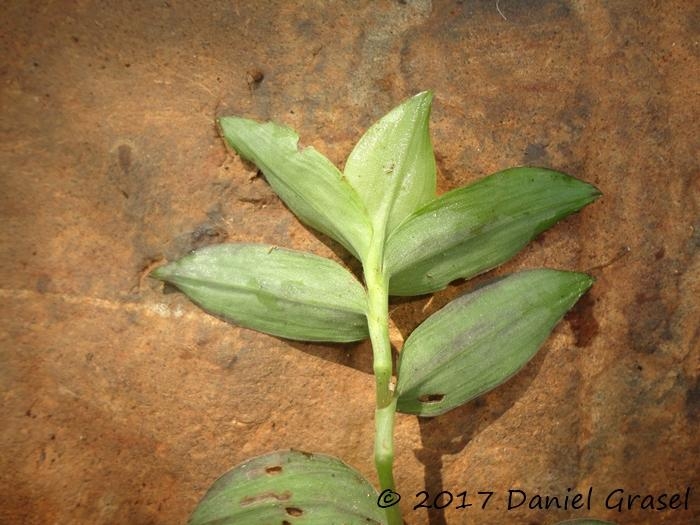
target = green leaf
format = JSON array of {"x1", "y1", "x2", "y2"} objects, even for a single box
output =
[
  {"x1": 152, "y1": 244, "x2": 368, "y2": 342},
  {"x1": 395, "y1": 269, "x2": 593, "y2": 416},
  {"x1": 385, "y1": 167, "x2": 601, "y2": 296},
  {"x1": 188, "y1": 450, "x2": 387, "y2": 525},
  {"x1": 343, "y1": 91, "x2": 436, "y2": 241},
  {"x1": 218, "y1": 117, "x2": 372, "y2": 260}
]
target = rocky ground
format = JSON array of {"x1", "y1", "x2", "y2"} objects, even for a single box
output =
[{"x1": 1, "y1": 1, "x2": 698, "y2": 524}]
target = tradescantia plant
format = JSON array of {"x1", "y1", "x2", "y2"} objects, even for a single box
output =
[{"x1": 153, "y1": 92, "x2": 611, "y2": 525}]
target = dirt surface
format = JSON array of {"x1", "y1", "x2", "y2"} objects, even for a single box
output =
[{"x1": 1, "y1": 1, "x2": 698, "y2": 524}]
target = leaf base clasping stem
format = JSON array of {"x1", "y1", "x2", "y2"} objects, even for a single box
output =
[{"x1": 365, "y1": 244, "x2": 401, "y2": 525}]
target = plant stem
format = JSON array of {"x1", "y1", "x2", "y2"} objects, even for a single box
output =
[
  {"x1": 375, "y1": 398, "x2": 400, "y2": 525},
  {"x1": 366, "y1": 262, "x2": 392, "y2": 408},
  {"x1": 365, "y1": 245, "x2": 401, "y2": 525}
]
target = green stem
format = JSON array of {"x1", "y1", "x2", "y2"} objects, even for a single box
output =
[
  {"x1": 366, "y1": 262, "x2": 392, "y2": 408},
  {"x1": 375, "y1": 399, "x2": 400, "y2": 525},
  {"x1": 365, "y1": 244, "x2": 401, "y2": 525}
]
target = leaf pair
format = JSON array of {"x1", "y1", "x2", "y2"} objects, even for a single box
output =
[
  {"x1": 220, "y1": 93, "x2": 436, "y2": 261},
  {"x1": 153, "y1": 250, "x2": 595, "y2": 416}
]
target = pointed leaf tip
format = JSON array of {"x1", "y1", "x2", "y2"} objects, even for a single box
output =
[
  {"x1": 344, "y1": 92, "x2": 437, "y2": 241},
  {"x1": 149, "y1": 266, "x2": 167, "y2": 281},
  {"x1": 386, "y1": 167, "x2": 601, "y2": 296}
]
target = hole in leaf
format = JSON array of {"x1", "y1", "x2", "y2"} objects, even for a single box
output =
[
  {"x1": 418, "y1": 393, "x2": 445, "y2": 403},
  {"x1": 285, "y1": 507, "x2": 303, "y2": 517},
  {"x1": 282, "y1": 521, "x2": 291, "y2": 525},
  {"x1": 265, "y1": 465, "x2": 283, "y2": 475}
]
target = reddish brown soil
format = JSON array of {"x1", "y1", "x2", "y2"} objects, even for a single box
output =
[{"x1": 1, "y1": 1, "x2": 698, "y2": 524}]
